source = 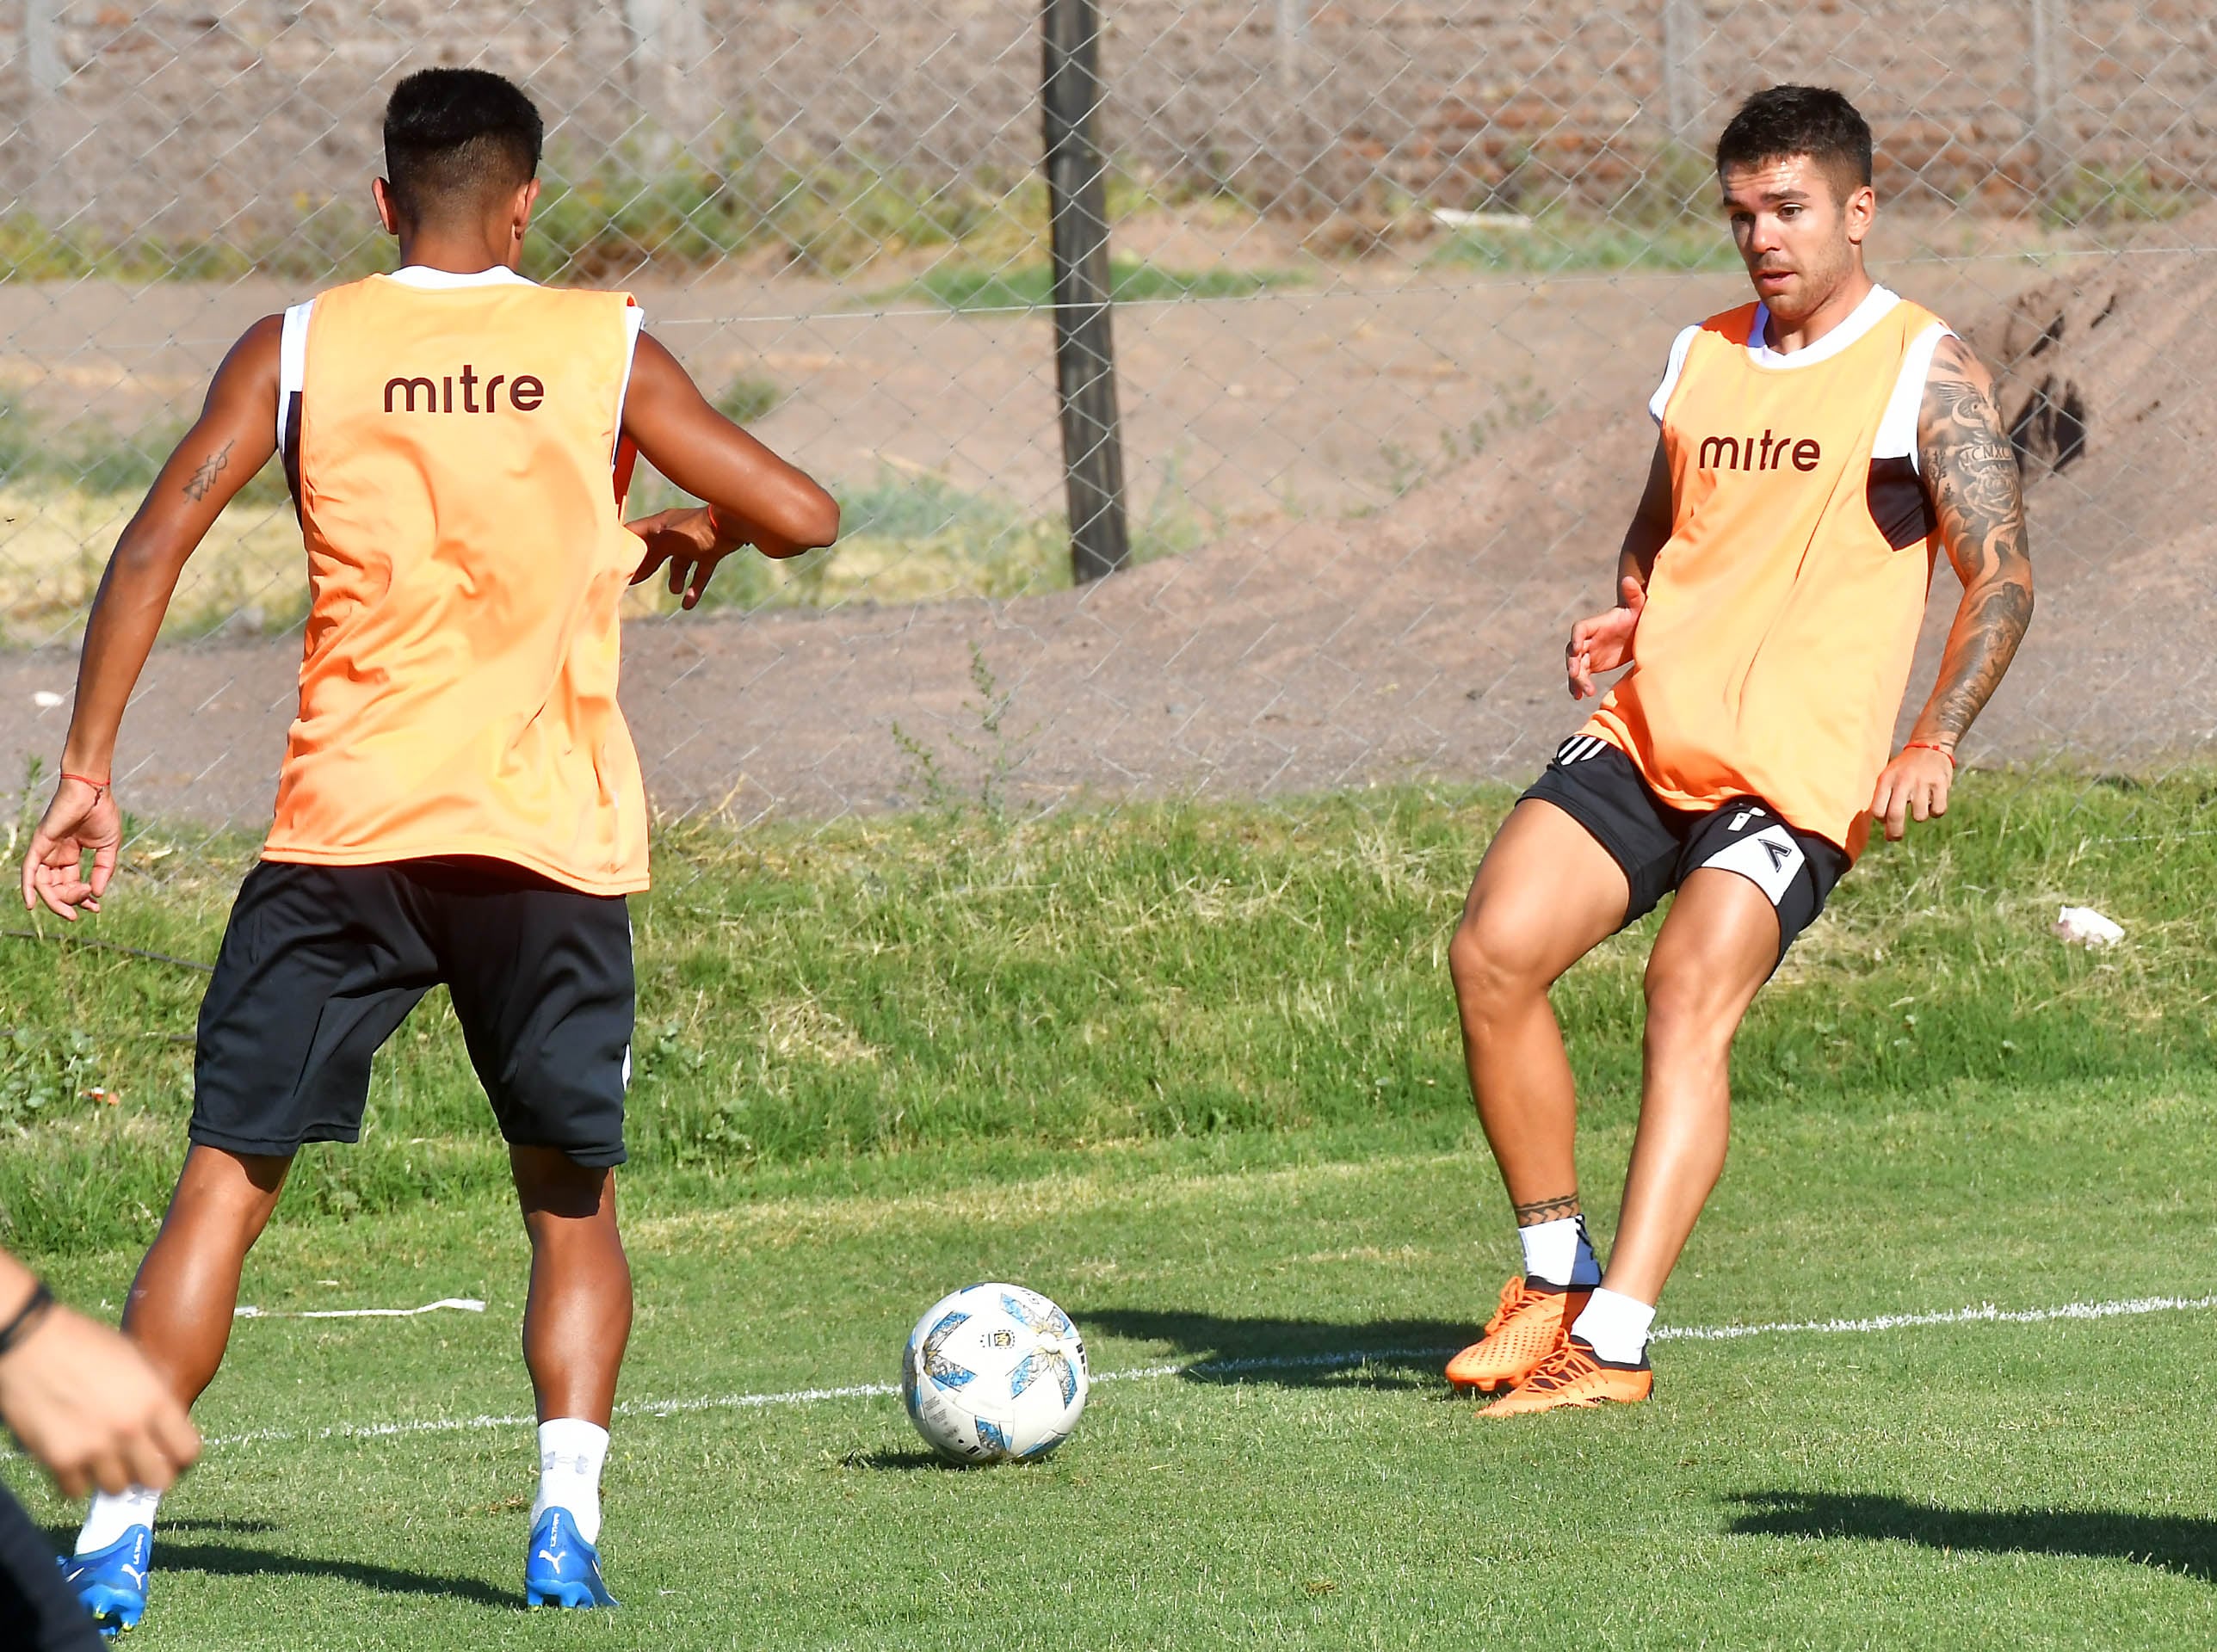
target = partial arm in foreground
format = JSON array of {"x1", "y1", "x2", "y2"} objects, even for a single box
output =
[{"x1": 0, "y1": 1248, "x2": 201, "y2": 1499}]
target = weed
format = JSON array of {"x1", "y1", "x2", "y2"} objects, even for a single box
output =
[
  {"x1": 1379, "y1": 441, "x2": 1428, "y2": 500},
  {"x1": 1128, "y1": 451, "x2": 1219, "y2": 564},
  {"x1": 1605, "y1": 142, "x2": 1720, "y2": 232},
  {"x1": 1461, "y1": 377, "x2": 1556, "y2": 458},
  {"x1": 2039, "y1": 163, "x2": 2197, "y2": 228},
  {"x1": 907, "y1": 259, "x2": 1309, "y2": 313},
  {"x1": 890, "y1": 644, "x2": 1028, "y2": 818},
  {"x1": 1426, "y1": 206, "x2": 1738, "y2": 274},
  {"x1": 1373, "y1": 374, "x2": 1556, "y2": 497}
]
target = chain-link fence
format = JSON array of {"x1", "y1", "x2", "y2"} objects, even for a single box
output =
[{"x1": 0, "y1": 0, "x2": 2210, "y2": 854}]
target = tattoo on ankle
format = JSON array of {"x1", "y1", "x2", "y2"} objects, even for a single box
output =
[{"x1": 1512, "y1": 1192, "x2": 1581, "y2": 1227}]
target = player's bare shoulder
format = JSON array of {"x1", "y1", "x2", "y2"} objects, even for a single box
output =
[
  {"x1": 220, "y1": 313, "x2": 286, "y2": 375},
  {"x1": 202, "y1": 314, "x2": 286, "y2": 423},
  {"x1": 1919, "y1": 333, "x2": 2005, "y2": 440}
]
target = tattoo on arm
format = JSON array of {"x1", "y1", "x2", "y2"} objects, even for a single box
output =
[
  {"x1": 182, "y1": 441, "x2": 233, "y2": 502},
  {"x1": 1511, "y1": 1192, "x2": 1582, "y2": 1228},
  {"x1": 1915, "y1": 338, "x2": 2035, "y2": 743}
]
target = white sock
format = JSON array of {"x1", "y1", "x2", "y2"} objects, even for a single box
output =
[
  {"x1": 1572, "y1": 1287, "x2": 1657, "y2": 1365},
  {"x1": 77, "y1": 1486, "x2": 161, "y2": 1554},
  {"x1": 531, "y1": 1418, "x2": 609, "y2": 1545},
  {"x1": 1517, "y1": 1215, "x2": 1602, "y2": 1288}
]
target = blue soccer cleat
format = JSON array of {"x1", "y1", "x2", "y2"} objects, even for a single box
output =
[
  {"x1": 59, "y1": 1526, "x2": 152, "y2": 1638},
  {"x1": 523, "y1": 1507, "x2": 616, "y2": 1609}
]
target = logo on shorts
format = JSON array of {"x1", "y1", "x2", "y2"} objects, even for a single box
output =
[
  {"x1": 1555, "y1": 736, "x2": 1610, "y2": 766},
  {"x1": 1702, "y1": 822, "x2": 1806, "y2": 905}
]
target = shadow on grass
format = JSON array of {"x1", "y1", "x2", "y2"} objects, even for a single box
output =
[
  {"x1": 1726, "y1": 1492, "x2": 2217, "y2": 1581},
  {"x1": 133, "y1": 1518, "x2": 278, "y2": 1536},
  {"x1": 34, "y1": 1514, "x2": 513, "y2": 1607},
  {"x1": 39, "y1": 1517, "x2": 279, "y2": 1550},
  {"x1": 150, "y1": 1538, "x2": 512, "y2": 1608},
  {"x1": 1083, "y1": 1308, "x2": 1469, "y2": 1390},
  {"x1": 843, "y1": 1446, "x2": 955, "y2": 1472}
]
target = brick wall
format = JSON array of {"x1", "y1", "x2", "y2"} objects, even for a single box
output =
[{"x1": 0, "y1": 1, "x2": 2209, "y2": 242}]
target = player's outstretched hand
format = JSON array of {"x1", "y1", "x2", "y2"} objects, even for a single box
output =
[
  {"x1": 0, "y1": 1298, "x2": 200, "y2": 1499},
  {"x1": 19, "y1": 774, "x2": 122, "y2": 922},
  {"x1": 626, "y1": 503, "x2": 806, "y2": 610},
  {"x1": 625, "y1": 504, "x2": 743, "y2": 610},
  {"x1": 1870, "y1": 743, "x2": 1956, "y2": 842},
  {"x1": 1565, "y1": 575, "x2": 1646, "y2": 700}
]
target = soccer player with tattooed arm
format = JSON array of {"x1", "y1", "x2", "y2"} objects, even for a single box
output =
[
  {"x1": 1442, "y1": 85, "x2": 2035, "y2": 1414},
  {"x1": 18, "y1": 67, "x2": 836, "y2": 1631}
]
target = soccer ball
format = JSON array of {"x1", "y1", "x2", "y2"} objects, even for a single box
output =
[{"x1": 900, "y1": 1283, "x2": 1089, "y2": 1464}]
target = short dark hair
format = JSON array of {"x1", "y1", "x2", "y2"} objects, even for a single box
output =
[
  {"x1": 1714, "y1": 84, "x2": 1874, "y2": 197},
  {"x1": 383, "y1": 67, "x2": 543, "y2": 223}
]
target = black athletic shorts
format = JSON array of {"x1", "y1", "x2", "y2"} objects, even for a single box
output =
[
  {"x1": 0, "y1": 1481, "x2": 102, "y2": 1652},
  {"x1": 1522, "y1": 736, "x2": 1850, "y2": 964},
  {"x1": 190, "y1": 859, "x2": 633, "y2": 1166}
]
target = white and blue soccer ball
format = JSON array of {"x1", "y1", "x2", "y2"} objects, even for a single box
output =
[{"x1": 901, "y1": 1283, "x2": 1089, "y2": 1464}]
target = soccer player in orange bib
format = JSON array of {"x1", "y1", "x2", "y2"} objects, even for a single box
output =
[
  {"x1": 1444, "y1": 86, "x2": 2034, "y2": 1415},
  {"x1": 18, "y1": 69, "x2": 837, "y2": 1623}
]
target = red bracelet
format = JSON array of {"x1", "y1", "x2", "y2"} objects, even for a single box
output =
[
  {"x1": 1904, "y1": 742, "x2": 1956, "y2": 769},
  {"x1": 59, "y1": 772, "x2": 109, "y2": 790}
]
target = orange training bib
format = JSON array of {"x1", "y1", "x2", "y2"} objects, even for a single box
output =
[
  {"x1": 260, "y1": 270, "x2": 649, "y2": 894},
  {"x1": 1583, "y1": 293, "x2": 1947, "y2": 860}
]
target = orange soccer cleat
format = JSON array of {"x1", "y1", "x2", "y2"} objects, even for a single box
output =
[
  {"x1": 1478, "y1": 1335, "x2": 1652, "y2": 1416},
  {"x1": 1445, "y1": 1275, "x2": 1590, "y2": 1393}
]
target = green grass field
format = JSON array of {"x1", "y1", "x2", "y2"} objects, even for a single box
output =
[{"x1": 5, "y1": 773, "x2": 2216, "y2": 1647}]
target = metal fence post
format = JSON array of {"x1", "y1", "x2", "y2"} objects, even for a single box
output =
[
  {"x1": 1041, "y1": 0, "x2": 1130, "y2": 586},
  {"x1": 23, "y1": 0, "x2": 62, "y2": 95},
  {"x1": 2028, "y1": 0, "x2": 2068, "y2": 200},
  {"x1": 1660, "y1": 0, "x2": 1706, "y2": 149},
  {"x1": 1277, "y1": 0, "x2": 1307, "y2": 90},
  {"x1": 17, "y1": 0, "x2": 75, "y2": 223},
  {"x1": 624, "y1": 0, "x2": 713, "y2": 163}
]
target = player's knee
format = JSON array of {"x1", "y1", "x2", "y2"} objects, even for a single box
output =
[
  {"x1": 172, "y1": 1144, "x2": 292, "y2": 1235},
  {"x1": 1448, "y1": 904, "x2": 1548, "y2": 1018},
  {"x1": 1640, "y1": 964, "x2": 1742, "y2": 1060},
  {"x1": 511, "y1": 1143, "x2": 614, "y2": 1218}
]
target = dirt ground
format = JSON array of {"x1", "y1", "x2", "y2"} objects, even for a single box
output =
[{"x1": 2, "y1": 223, "x2": 2204, "y2": 834}]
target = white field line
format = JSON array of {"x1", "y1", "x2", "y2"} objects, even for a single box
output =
[
  {"x1": 232, "y1": 1298, "x2": 486, "y2": 1321},
  {"x1": 1650, "y1": 1292, "x2": 2217, "y2": 1343},
  {"x1": 197, "y1": 1291, "x2": 2217, "y2": 1453}
]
